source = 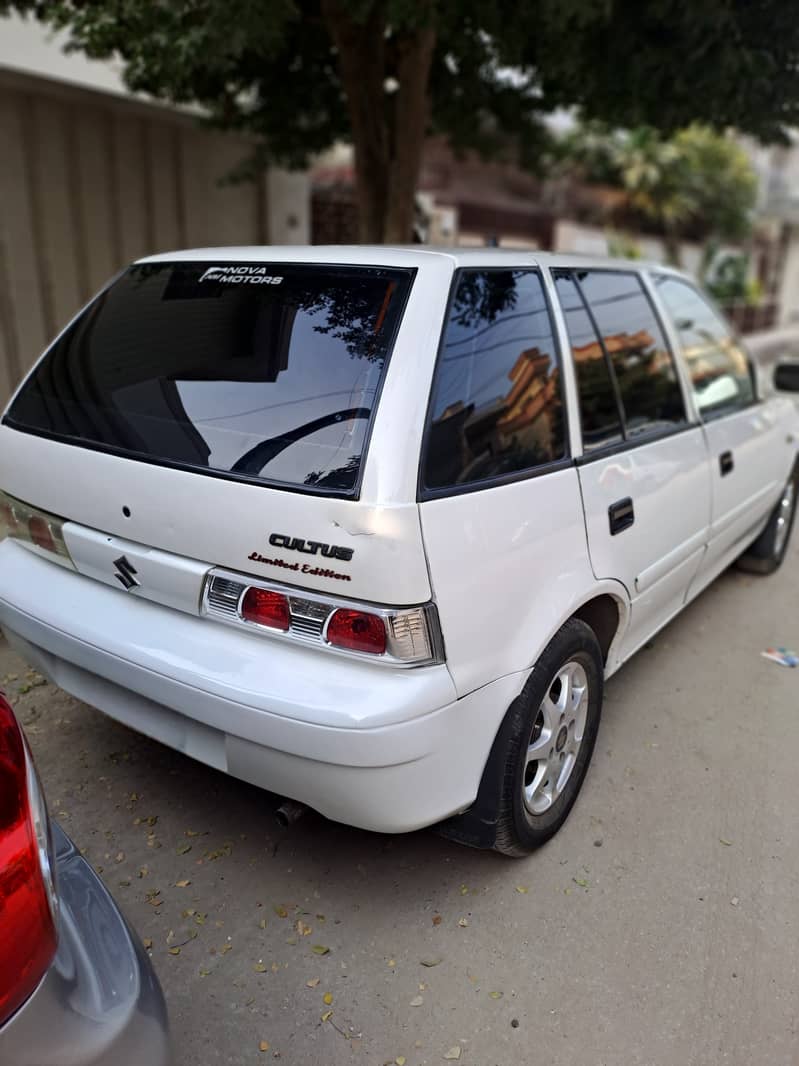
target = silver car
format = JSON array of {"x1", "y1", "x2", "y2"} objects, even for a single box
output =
[{"x1": 0, "y1": 692, "x2": 170, "y2": 1065}]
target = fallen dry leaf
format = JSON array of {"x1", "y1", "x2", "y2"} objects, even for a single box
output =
[
  {"x1": 312, "y1": 945, "x2": 330, "y2": 956},
  {"x1": 432, "y1": 915, "x2": 442, "y2": 926},
  {"x1": 143, "y1": 938, "x2": 153, "y2": 950},
  {"x1": 274, "y1": 905, "x2": 288, "y2": 919},
  {"x1": 515, "y1": 885, "x2": 529, "y2": 894},
  {"x1": 168, "y1": 947, "x2": 180, "y2": 956},
  {"x1": 321, "y1": 1010, "x2": 333, "y2": 1023},
  {"x1": 296, "y1": 920, "x2": 312, "y2": 937},
  {"x1": 306, "y1": 977, "x2": 321, "y2": 988},
  {"x1": 410, "y1": 995, "x2": 424, "y2": 1007},
  {"x1": 254, "y1": 963, "x2": 268, "y2": 973},
  {"x1": 458, "y1": 918, "x2": 469, "y2": 928},
  {"x1": 444, "y1": 1047, "x2": 461, "y2": 1060},
  {"x1": 175, "y1": 879, "x2": 191, "y2": 888},
  {"x1": 177, "y1": 842, "x2": 192, "y2": 856},
  {"x1": 421, "y1": 957, "x2": 443, "y2": 968},
  {"x1": 489, "y1": 991, "x2": 503, "y2": 1000},
  {"x1": 259, "y1": 919, "x2": 267, "y2": 930},
  {"x1": 259, "y1": 1040, "x2": 270, "y2": 1052},
  {"x1": 396, "y1": 1058, "x2": 407, "y2": 1066},
  {"x1": 323, "y1": 992, "x2": 333, "y2": 1006}
]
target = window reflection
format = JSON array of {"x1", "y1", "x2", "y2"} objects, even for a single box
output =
[
  {"x1": 424, "y1": 270, "x2": 565, "y2": 489},
  {"x1": 9, "y1": 263, "x2": 412, "y2": 493},
  {"x1": 555, "y1": 273, "x2": 622, "y2": 451},
  {"x1": 655, "y1": 276, "x2": 754, "y2": 415},
  {"x1": 576, "y1": 271, "x2": 686, "y2": 438}
]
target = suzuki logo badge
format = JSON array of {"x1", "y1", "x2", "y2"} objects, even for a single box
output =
[{"x1": 113, "y1": 555, "x2": 139, "y2": 591}]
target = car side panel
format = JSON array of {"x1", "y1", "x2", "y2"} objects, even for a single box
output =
[
  {"x1": 419, "y1": 466, "x2": 627, "y2": 697},
  {"x1": 577, "y1": 427, "x2": 712, "y2": 661},
  {"x1": 688, "y1": 397, "x2": 795, "y2": 591}
]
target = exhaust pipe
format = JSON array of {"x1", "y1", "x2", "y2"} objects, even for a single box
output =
[{"x1": 275, "y1": 799, "x2": 308, "y2": 828}]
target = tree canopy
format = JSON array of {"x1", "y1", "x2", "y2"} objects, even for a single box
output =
[
  {"x1": 5, "y1": 1, "x2": 799, "y2": 242},
  {"x1": 559, "y1": 121, "x2": 759, "y2": 261}
]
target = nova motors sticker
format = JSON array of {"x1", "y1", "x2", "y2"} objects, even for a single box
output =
[
  {"x1": 199, "y1": 266, "x2": 283, "y2": 285},
  {"x1": 247, "y1": 552, "x2": 351, "y2": 582}
]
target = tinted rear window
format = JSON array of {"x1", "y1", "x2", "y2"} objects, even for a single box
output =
[
  {"x1": 6, "y1": 262, "x2": 413, "y2": 495},
  {"x1": 422, "y1": 269, "x2": 566, "y2": 493}
]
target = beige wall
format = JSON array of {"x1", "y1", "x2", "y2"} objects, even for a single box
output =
[{"x1": 0, "y1": 67, "x2": 309, "y2": 405}]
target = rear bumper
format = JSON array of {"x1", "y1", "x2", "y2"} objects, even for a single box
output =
[
  {"x1": 0, "y1": 823, "x2": 170, "y2": 1066},
  {"x1": 0, "y1": 542, "x2": 522, "y2": 833}
]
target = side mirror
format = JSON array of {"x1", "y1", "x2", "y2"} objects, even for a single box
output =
[{"x1": 774, "y1": 362, "x2": 799, "y2": 392}]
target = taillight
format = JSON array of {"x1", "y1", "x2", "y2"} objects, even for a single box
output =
[
  {"x1": 0, "y1": 491, "x2": 73, "y2": 568},
  {"x1": 204, "y1": 570, "x2": 445, "y2": 666},
  {"x1": 326, "y1": 608, "x2": 387, "y2": 655},
  {"x1": 0, "y1": 695, "x2": 57, "y2": 1025},
  {"x1": 241, "y1": 587, "x2": 290, "y2": 631},
  {"x1": 28, "y1": 516, "x2": 56, "y2": 553}
]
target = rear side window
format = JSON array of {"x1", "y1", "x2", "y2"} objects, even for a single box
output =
[
  {"x1": 577, "y1": 270, "x2": 686, "y2": 437},
  {"x1": 554, "y1": 274, "x2": 623, "y2": 452},
  {"x1": 6, "y1": 262, "x2": 413, "y2": 495},
  {"x1": 422, "y1": 269, "x2": 566, "y2": 492},
  {"x1": 654, "y1": 275, "x2": 755, "y2": 415}
]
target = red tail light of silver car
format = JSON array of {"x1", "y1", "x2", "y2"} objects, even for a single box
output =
[{"x1": 0, "y1": 694, "x2": 58, "y2": 1025}]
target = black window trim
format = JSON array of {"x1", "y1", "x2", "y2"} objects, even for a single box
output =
[
  {"x1": 3, "y1": 259, "x2": 417, "y2": 502},
  {"x1": 417, "y1": 264, "x2": 571, "y2": 502},
  {"x1": 651, "y1": 271, "x2": 761, "y2": 423},
  {"x1": 555, "y1": 265, "x2": 692, "y2": 456}
]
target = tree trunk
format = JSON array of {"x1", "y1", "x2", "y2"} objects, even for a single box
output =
[
  {"x1": 663, "y1": 226, "x2": 683, "y2": 267},
  {"x1": 321, "y1": 1, "x2": 435, "y2": 243}
]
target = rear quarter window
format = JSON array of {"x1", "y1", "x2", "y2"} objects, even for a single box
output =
[
  {"x1": 421, "y1": 268, "x2": 566, "y2": 494},
  {"x1": 6, "y1": 262, "x2": 414, "y2": 496}
]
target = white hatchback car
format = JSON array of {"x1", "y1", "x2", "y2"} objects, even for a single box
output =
[{"x1": 0, "y1": 247, "x2": 797, "y2": 856}]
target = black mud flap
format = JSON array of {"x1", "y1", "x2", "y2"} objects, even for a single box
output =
[{"x1": 434, "y1": 694, "x2": 523, "y2": 850}]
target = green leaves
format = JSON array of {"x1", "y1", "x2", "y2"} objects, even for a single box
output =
[{"x1": 5, "y1": 0, "x2": 795, "y2": 242}]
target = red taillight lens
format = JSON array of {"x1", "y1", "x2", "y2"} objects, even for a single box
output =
[
  {"x1": 326, "y1": 608, "x2": 387, "y2": 655},
  {"x1": 0, "y1": 695, "x2": 57, "y2": 1025},
  {"x1": 241, "y1": 587, "x2": 290, "y2": 631},
  {"x1": 28, "y1": 516, "x2": 55, "y2": 553}
]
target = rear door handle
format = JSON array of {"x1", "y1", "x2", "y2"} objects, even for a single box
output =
[
  {"x1": 719, "y1": 450, "x2": 734, "y2": 476},
  {"x1": 608, "y1": 496, "x2": 634, "y2": 535}
]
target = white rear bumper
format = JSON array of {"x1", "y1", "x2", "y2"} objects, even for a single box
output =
[{"x1": 0, "y1": 541, "x2": 522, "y2": 832}]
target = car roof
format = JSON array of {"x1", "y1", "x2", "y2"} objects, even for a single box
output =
[{"x1": 136, "y1": 245, "x2": 687, "y2": 278}]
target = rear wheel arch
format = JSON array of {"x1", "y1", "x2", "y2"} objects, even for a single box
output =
[
  {"x1": 571, "y1": 593, "x2": 625, "y2": 666},
  {"x1": 437, "y1": 593, "x2": 626, "y2": 851}
]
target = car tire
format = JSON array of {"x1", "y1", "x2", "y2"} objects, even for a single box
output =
[
  {"x1": 490, "y1": 618, "x2": 604, "y2": 857},
  {"x1": 736, "y1": 465, "x2": 799, "y2": 575}
]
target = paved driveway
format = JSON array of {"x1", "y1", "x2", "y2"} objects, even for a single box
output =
[{"x1": 6, "y1": 548, "x2": 799, "y2": 1066}]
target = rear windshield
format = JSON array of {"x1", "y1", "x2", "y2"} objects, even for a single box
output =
[{"x1": 6, "y1": 261, "x2": 413, "y2": 495}]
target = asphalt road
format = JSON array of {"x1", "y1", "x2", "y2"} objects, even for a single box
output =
[{"x1": 6, "y1": 545, "x2": 799, "y2": 1066}]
